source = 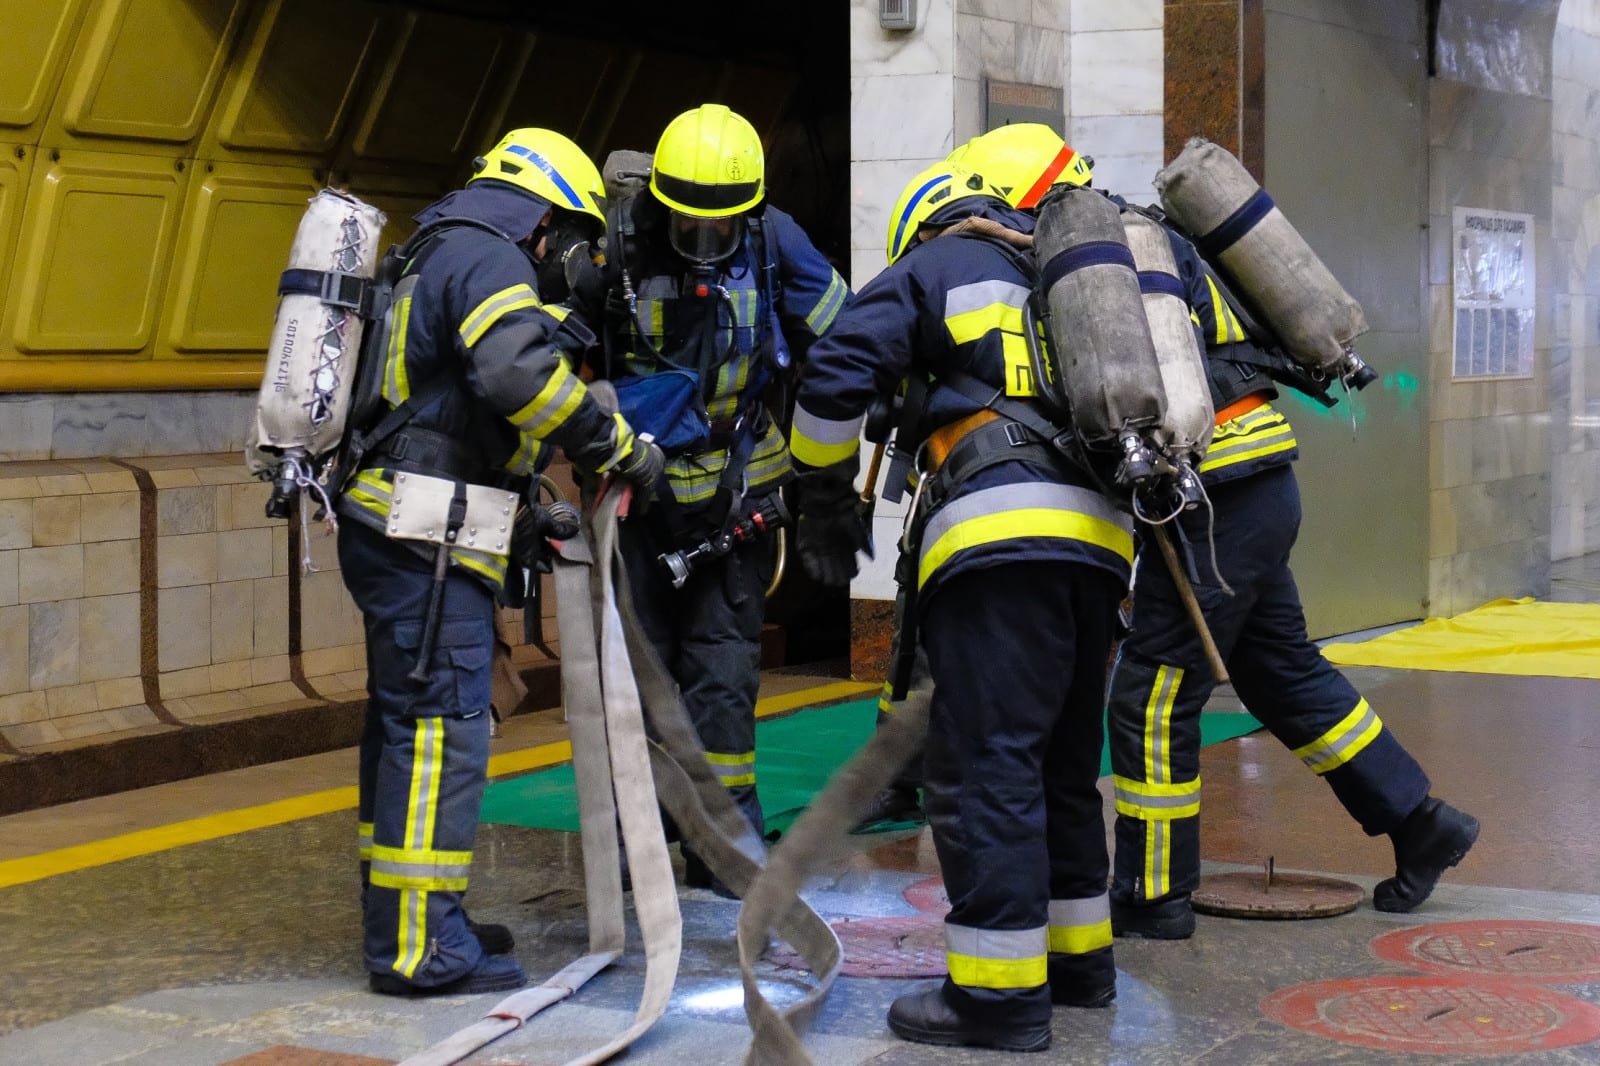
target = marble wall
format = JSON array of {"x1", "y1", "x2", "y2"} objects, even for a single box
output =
[
  {"x1": 0, "y1": 392, "x2": 259, "y2": 463},
  {"x1": 1425, "y1": 6, "x2": 1559, "y2": 615},
  {"x1": 1068, "y1": 0, "x2": 1165, "y2": 205},
  {"x1": 1551, "y1": 0, "x2": 1600, "y2": 560}
]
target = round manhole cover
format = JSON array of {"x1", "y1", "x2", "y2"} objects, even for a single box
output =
[
  {"x1": 1263, "y1": 976, "x2": 1600, "y2": 1056},
  {"x1": 903, "y1": 876, "x2": 949, "y2": 916},
  {"x1": 768, "y1": 916, "x2": 946, "y2": 978},
  {"x1": 1372, "y1": 921, "x2": 1600, "y2": 983},
  {"x1": 1192, "y1": 871, "x2": 1363, "y2": 919}
]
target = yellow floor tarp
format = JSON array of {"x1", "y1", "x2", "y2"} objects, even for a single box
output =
[{"x1": 1321, "y1": 597, "x2": 1600, "y2": 678}]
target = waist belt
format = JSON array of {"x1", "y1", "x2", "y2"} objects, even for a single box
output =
[
  {"x1": 375, "y1": 427, "x2": 487, "y2": 483},
  {"x1": 925, "y1": 417, "x2": 1060, "y2": 511},
  {"x1": 927, "y1": 409, "x2": 1000, "y2": 470}
]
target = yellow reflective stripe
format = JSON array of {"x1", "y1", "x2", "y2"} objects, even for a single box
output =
[
  {"x1": 790, "y1": 432, "x2": 859, "y2": 467},
  {"x1": 345, "y1": 486, "x2": 388, "y2": 517},
  {"x1": 460, "y1": 284, "x2": 541, "y2": 346},
  {"x1": 1048, "y1": 919, "x2": 1112, "y2": 955},
  {"x1": 704, "y1": 751, "x2": 755, "y2": 766},
  {"x1": 450, "y1": 547, "x2": 508, "y2": 585},
  {"x1": 791, "y1": 403, "x2": 863, "y2": 467},
  {"x1": 945, "y1": 301, "x2": 1024, "y2": 346},
  {"x1": 805, "y1": 272, "x2": 849, "y2": 334},
  {"x1": 1292, "y1": 699, "x2": 1383, "y2": 774},
  {"x1": 504, "y1": 431, "x2": 543, "y2": 475},
  {"x1": 943, "y1": 922, "x2": 1049, "y2": 989},
  {"x1": 917, "y1": 484, "x2": 1133, "y2": 588},
  {"x1": 370, "y1": 843, "x2": 473, "y2": 891},
  {"x1": 396, "y1": 717, "x2": 443, "y2": 978},
  {"x1": 358, "y1": 821, "x2": 373, "y2": 861},
  {"x1": 947, "y1": 953, "x2": 1048, "y2": 989},
  {"x1": 1113, "y1": 774, "x2": 1201, "y2": 820},
  {"x1": 508, "y1": 361, "x2": 585, "y2": 439},
  {"x1": 545, "y1": 304, "x2": 570, "y2": 323},
  {"x1": 1204, "y1": 276, "x2": 1246, "y2": 344},
  {"x1": 1142, "y1": 664, "x2": 1181, "y2": 784},
  {"x1": 384, "y1": 295, "x2": 412, "y2": 405}
]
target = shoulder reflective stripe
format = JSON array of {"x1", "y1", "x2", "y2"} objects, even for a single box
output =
[
  {"x1": 1112, "y1": 774, "x2": 1202, "y2": 820},
  {"x1": 1292, "y1": 699, "x2": 1382, "y2": 774},
  {"x1": 1143, "y1": 664, "x2": 1182, "y2": 784},
  {"x1": 791, "y1": 404, "x2": 864, "y2": 467},
  {"x1": 1047, "y1": 895, "x2": 1112, "y2": 955},
  {"x1": 805, "y1": 271, "x2": 850, "y2": 334},
  {"x1": 946, "y1": 279, "x2": 1030, "y2": 318},
  {"x1": 917, "y1": 483, "x2": 1133, "y2": 587},
  {"x1": 1203, "y1": 275, "x2": 1249, "y2": 345},
  {"x1": 944, "y1": 923, "x2": 1048, "y2": 990},
  {"x1": 383, "y1": 294, "x2": 413, "y2": 406},
  {"x1": 945, "y1": 300, "x2": 1025, "y2": 346},
  {"x1": 508, "y1": 360, "x2": 585, "y2": 439},
  {"x1": 460, "y1": 284, "x2": 542, "y2": 347}
]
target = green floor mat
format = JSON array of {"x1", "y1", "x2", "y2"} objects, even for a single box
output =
[{"x1": 479, "y1": 698, "x2": 1262, "y2": 835}]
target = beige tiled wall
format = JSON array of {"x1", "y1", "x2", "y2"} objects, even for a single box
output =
[{"x1": 0, "y1": 452, "x2": 565, "y2": 752}]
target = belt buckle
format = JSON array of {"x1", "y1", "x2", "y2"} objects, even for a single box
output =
[{"x1": 1003, "y1": 422, "x2": 1029, "y2": 447}]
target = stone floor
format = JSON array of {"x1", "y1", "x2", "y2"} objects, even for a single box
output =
[{"x1": 2, "y1": 660, "x2": 1598, "y2": 1065}]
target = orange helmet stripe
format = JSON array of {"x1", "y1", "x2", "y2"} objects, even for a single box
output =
[{"x1": 1017, "y1": 144, "x2": 1080, "y2": 209}]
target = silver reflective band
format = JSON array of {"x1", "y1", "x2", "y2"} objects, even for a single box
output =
[{"x1": 945, "y1": 279, "x2": 1030, "y2": 318}]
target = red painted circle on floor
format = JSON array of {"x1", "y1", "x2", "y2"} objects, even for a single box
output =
[
  {"x1": 1263, "y1": 976, "x2": 1600, "y2": 1056},
  {"x1": 768, "y1": 916, "x2": 947, "y2": 978},
  {"x1": 1371, "y1": 921, "x2": 1600, "y2": 983},
  {"x1": 903, "y1": 876, "x2": 949, "y2": 916}
]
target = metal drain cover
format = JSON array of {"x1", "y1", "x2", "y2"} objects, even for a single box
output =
[{"x1": 1192, "y1": 868, "x2": 1363, "y2": 919}]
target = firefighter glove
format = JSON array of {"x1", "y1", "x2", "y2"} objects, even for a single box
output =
[{"x1": 795, "y1": 466, "x2": 872, "y2": 587}]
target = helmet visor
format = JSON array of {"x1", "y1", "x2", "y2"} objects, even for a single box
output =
[{"x1": 668, "y1": 211, "x2": 743, "y2": 264}]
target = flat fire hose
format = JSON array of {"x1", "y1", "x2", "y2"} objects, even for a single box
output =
[
  {"x1": 735, "y1": 689, "x2": 930, "y2": 1064},
  {"x1": 397, "y1": 485, "x2": 679, "y2": 1066}
]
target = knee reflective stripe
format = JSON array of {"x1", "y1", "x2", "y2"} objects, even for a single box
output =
[
  {"x1": 705, "y1": 750, "x2": 757, "y2": 788},
  {"x1": 945, "y1": 922, "x2": 1048, "y2": 990},
  {"x1": 1142, "y1": 664, "x2": 1182, "y2": 784},
  {"x1": 1047, "y1": 895, "x2": 1112, "y2": 955},
  {"x1": 370, "y1": 844, "x2": 473, "y2": 890},
  {"x1": 394, "y1": 717, "x2": 445, "y2": 978},
  {"x1": 1112, "y1": 776, "x2": 1201, "y2": 820},
  {"x1": 358, "y1": 821, "x2": 374, "y2": 862},
  {"x1": 1292, "y1": 698, "x2": 1382, "y2": 774}
]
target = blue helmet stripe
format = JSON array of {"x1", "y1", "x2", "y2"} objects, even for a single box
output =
[
  {"x1": 890, "y1": 174, "x2": 950, "y2": 260},
  {"x1": 503, "y1": 143, "x2": 584, "y2": 210}
]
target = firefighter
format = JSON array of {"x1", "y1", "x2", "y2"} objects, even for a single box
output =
[
  {"x1": 791, "y1": 161, "x2": 1131, "y2": 1052},
  {"x1": 335, "y1": 128, "x2": 664, "y2": 996},
  {"x1": 589, "y1": 104, "x2": 850, "y2": 890},
  {"x1": 952, "y1": 123, "x2": 1478, "y2": 940}
]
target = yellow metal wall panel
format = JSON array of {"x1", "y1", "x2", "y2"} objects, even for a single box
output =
[
  {"x1": 0, "y1": 0, "x2": 91, "y2": 131},
  {"x1": 209, "y1": 0, "x2": 385, "y2": 157},
  {"x1": 162, "y1": 163, "x2": 317, "y2": 353},
  {"x1": 57, "y1": 0, "x2": 247, "y2": 143},
  {"x1": 0, "y1": 145, "x2": 36, "y2": 323},
  {"x1": 502, "y1": 32, "x2": 620, "y2": 151},
  {"x1": 9, "y1": 151, "x2": 186, "y2": 353},
  {"x1": 350, "y1": 10, "x2": 511, "y2": 166}
]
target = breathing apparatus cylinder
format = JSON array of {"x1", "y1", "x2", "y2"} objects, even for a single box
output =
[
  {"x1": 247, "y1": 189, "x2": 386, "y2": 516},
  {"x1": 1031, "y1": 186, "x2": 1167, "y2": 445},
  {"x1": 1155, "y1": 137, "x2": 1369, "y2": 379},
  {"x1": 1120, "y1": 208, "x2": 1214, "y2": 468}
]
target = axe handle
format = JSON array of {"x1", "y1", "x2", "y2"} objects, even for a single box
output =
[{"x1": 1150, "y1": 523, "x2": 1229, "y2": 685}]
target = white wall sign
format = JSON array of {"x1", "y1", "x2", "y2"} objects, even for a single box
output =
[{"x1": 1452, "y1": 207, "x2": 1535, "y2": 380}]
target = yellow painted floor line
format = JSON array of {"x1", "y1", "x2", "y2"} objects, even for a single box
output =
[{"x1": 0, "y1": 679, "x2": 878, "y2": 891}]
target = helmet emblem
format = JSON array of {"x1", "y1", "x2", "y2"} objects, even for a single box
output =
[{"x1": 726, "y1": 158, "x2": 745, "y2": 181}]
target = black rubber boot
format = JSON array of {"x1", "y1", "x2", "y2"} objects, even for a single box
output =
[
  {"x1": 369, "y1": 953, "x2": 526, "y2": 997},
  {"x1": 886, "y1": 987, "x2": 1051, "y2": 1053},
  {"x1": 1048, "y1": 948, "x2": 1116, "y2": 1007},
  {"x1": 1373, "y1": 797, "x2": 1479, "y2": 913},
  {"x1": 467, "y1": 919, "x2": 514, "y2": 956},
  {"x1": 1110, "y1": 893, "x2": 1195, "y2": 940},
  {"x1": 850, "y1": 786, "x2": 925, "y2": 833}
]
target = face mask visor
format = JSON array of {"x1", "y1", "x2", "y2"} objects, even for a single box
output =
[{"x1": 667, "y1": 211, "x2": 743, "y2": 264}]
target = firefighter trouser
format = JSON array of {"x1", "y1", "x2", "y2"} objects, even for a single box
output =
[
  {"x1": 922, "y1": 561, "x2": 1122, "y2": 1028},
  {"x1": 1108, "y1": 463, "x2": 1430, "y2": 904},
  {"x1": 340, "y1": 522, "x2": 495, "y2": 987},
  {"x1": 619, "y1": 513, "x2": 768, "y2": 838}
]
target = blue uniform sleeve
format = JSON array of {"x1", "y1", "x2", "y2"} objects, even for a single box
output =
[
  {"x1": 789, "y1": 261, "x2": 922, "y2": 471},
  {"x1": 764, "y1": 207, "x2": 851, "y2": 344}
]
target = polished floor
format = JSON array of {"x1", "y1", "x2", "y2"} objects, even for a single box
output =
[{"x1": 1, "y1": 645, "x2": 1598, "y2": 1063}]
